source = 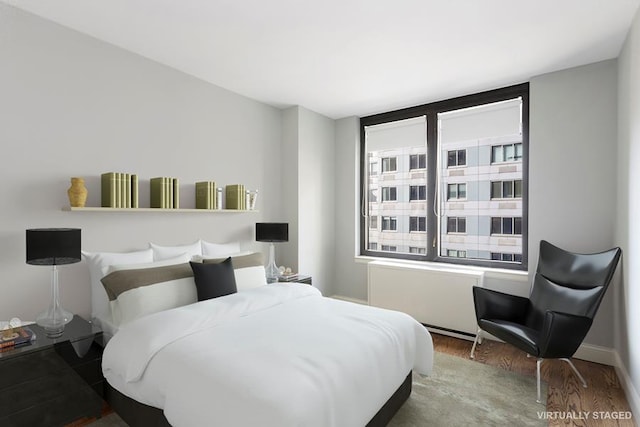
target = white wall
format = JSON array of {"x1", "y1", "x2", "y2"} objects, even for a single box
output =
[
  {"x1": 616, "y1": 4, "x2": 640, "y2": 413},
  {"x1": 529, "y1": 60, "x2": 619, "y2": 347},
  {"x1": 333, "y1": 60, "x2": 620, "y2": 349},
  {"x1": 280, "y1": 106, "x2": 336, "y2": 296},
  {"x1": 0, "y1": 4, "x2": 283, "y2": 321}
]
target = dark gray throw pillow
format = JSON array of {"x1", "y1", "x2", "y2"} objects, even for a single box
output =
[{"x1": 189, "y1": 258, "x2": 237, "y2": 301}]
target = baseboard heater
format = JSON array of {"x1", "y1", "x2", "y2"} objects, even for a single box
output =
[{"x1": 367, "y1": 260, "x2": 484, "y2": 336}]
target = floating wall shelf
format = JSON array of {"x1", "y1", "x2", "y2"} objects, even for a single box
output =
[{"x1": 63, "y1": 207, "x2": 258, "y2": 213}]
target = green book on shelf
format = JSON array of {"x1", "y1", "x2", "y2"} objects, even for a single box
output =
[
  {"x1": 150, "y1": 177, "x2": 166, "y2": 208},
  {"x1": 173, "y1": 178, "x2": 180, "y2": 209},
  {"x1": 101, "y1": 172, "x2": 117, "y2": 207},
  {"x1": 226, "y1": 184, "x2": 244, "y2": 209},
  {"x1": 131, "y1": 174, "x2": 139, "y2": 208}
]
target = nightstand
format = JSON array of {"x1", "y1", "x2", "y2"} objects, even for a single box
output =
[
  {"x1": 0, "y1": 316, "x2": 104, "y2": 427},
  {"x1": 278, "y1": 274, "x2": 312, "y2": 285}
]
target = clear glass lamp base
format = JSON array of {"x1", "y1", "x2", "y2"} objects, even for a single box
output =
[
  {"x1": 36, "y1": 308, "x2": 73, "y2": 338},
  {"x1": 37, "y1": 265, "x2": 73, "y2": 338},
  {"x1": 265, "y1": 243, "x2": 279, "y2": 284}
]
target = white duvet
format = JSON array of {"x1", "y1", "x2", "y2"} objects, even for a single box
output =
[{"x1": 103, "y1": 283, "x2": 433, "y2": 427}]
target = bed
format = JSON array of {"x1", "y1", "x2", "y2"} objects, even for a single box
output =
[{"x1": 84, "y1": 244, "x2": 434, "y2": 426}]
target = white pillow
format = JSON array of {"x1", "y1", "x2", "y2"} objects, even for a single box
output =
[
  {"x1": 107, "y1": 253, "x2": 191, "y2": 274},
  {"x1": 201, "y1": 252, "x2": 266, "y2": 291},
  {"x1": 100, "y1": 263, "x2": 197, "y2": 327},
  {"x1": 150, "y1": 240, "x2": 202, "y2": 261},
  {"x1": 201, "y1": 240, "x2": 241, "y2": 257},
  {"x1": 82, "y1": 249, "x2": 154, "y2": 321}
]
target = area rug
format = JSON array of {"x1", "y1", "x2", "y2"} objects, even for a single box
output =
[
  {"x1": 90, "y1": 351, "x2": 547, "y2": 426},
  {"x1": 389, "y1": 351, "x2": 547, "y2": 427}
]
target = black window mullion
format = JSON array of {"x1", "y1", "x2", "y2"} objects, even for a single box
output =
[{"x1": 426, "y1": 111, "x2": 438, "y2": 261}]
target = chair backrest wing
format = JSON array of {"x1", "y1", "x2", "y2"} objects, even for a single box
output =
[{"x1": 525, "y1": 240, "x2": 621, "y2": 331}]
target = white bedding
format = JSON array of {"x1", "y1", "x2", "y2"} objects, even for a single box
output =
[{"x1": 103, "y1": 283, "x2": 433, "y2": 427}]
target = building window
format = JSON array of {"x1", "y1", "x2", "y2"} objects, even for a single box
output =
[
  {"x1": 381, "y1": 216, "x2": 397, "y2": 231},
  {"x1": 447, "y1": 217, "x2": 466, "y2": 233},
  {"x1": 447, "y1": 250, "x2": 467, "y2": 258},
  {"x1": 368, "y1": 189, "x2": 377, "y2": 203},
  {"x1": 491, "y1": 253, "x2": 523, "y2": 263},
  {"x1": 369, "y1": 161, "x2": 378, "y2": 176},
  {"x1": 369, "y1": 242, "x2": 378, "y2": 250},
  {"x1": 409, "y1": 185, "x2": 426, "y2": 201},
  {"x1": 447, "y1": 183, "x2": 467, "y2": 200},
  {"x1": 381, "y1": 157, "x2": 397, "y2": 172},
  {"x1": 409, "y1": 216, "x2": 426, "y2": 232},
  {"x1": 410, "y1": 154, "x2": 426, "y2": 170},
  {"x1": 491, "y1": 217, "x2": 522, "y2": 235},
  {"x1": 491, "y1": 180, "x2": 523, "y2": 199},
  {"x1": 447, "y1": 150, "x2": 466, "y2": 167},
  {"x1": 491, "y1": 143, "x2": 523, "y2": 163},
  {"x1": 381, "y1": 245, "x2": 397, "y2": 252},
  {"x1": 361, "y1": 84, "x2": 528, "y2": 269},
  {"x1": 409, "y1": 247, "x2": 426, "y2": 254},
  {"x1": 369, "y1": 216, "x2": 378, "y2": 229},
  {"x1": 382, "y1": 187, "x2": 397, "y2": 201}
]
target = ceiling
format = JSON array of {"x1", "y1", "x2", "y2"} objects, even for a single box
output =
[{"x1": 4, "y1": 0, "x2": 640, "y2": 119}]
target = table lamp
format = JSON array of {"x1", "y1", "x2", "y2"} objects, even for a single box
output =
[
  {"x1": 255, "y1": 223, "x2": 288, "y2": 283},
  {"x1": 26, "y1": 228, "x2": 81, "y2": 337}
]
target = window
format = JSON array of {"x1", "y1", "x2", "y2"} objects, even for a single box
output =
[
  {"x1": 382, "y1": 187, "x2": 397, "y2": 201},
  {"x1": 491, "y1": 217, "x2": 522, "y2": 235},
  {"x1": 491, "y1": 180, "x2": 522, "y2": 199},
  {"x1": 491, "y1": 143, "x2": 523, "y2": 163},
  {"x1": 381, "y1": 216, "x2": 397, "y2": 231},
  {"x1": 447, "y1": 250, "x2": 467, "y2": 258},
  {"x1": 381, "y1": 157, "x2": 397, "y2": 172},
  {"x1": 447, "y1": 217, "x2": 466, "y2": 233},
  {"x1": 369, "y1": 216, "x2": 378, "y2": 229},
  {"x1": 447, "y1": 183, "x2": 467, "y2": 200},
  {"x1": 369, "y1": 242, "x2": 378, "y2": 250},
  {"x1": 381, "y1": 245, "x2": 397, "y2": 252},
  {"x1": 491, "y1": 253, "x2": 523, "y2": 263},
  {"x1": 409, "y1": 185, "x2": 426, "y2": 201},
  {"x1": 409, "y1": 216, "x2": 426, "y2": 232},
  {"x1": 361, "y1": 84, "x2": 528, "y2": 269},
  {"x1": 447, "y1": 150, "x2": 466, "y2": 167},
  {"x1": 368, "y1": 189, "x2": 377, "y2": 203},
  {"x1": 369, "y1": 161, "x2": 378, "y2": 176},
  {"x1": 410, "y1": 154, "x2": 426, "y2": 170}
]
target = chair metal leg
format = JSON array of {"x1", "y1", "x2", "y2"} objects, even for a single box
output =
[
  {"x1": 470, "y1": 328, "x2": 482, "y2": 359},
  {"x1": 560, "y1": 358, "x2": 588, "y2": 388},
  {"x1": 536, "y1": 358, "x2": 543, "y2": 404}
]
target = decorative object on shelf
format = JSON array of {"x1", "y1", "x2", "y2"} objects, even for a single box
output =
[
  {"x1": 255, "y1": 222, "x2": 288, "y2": 284},
  {"x1": 67, "y1": 177, "x2": 88, "y2": 208},
  {"x1": 216, "y1": 187, "x2": 223, "y2": 210},
  {"x1": 195, "y1": 181, "x2": 217, "y2": 209},
  {"x1": 247, "y1": 190, "x2": 258, "y2": 210},
  {"x1": 101, "y1": 172, "x2": 138, "y2": 208},
  {"x1": 150, "y1": 177, "x2": 179, "y2": 209},
  {"x1": 225, "y1": 184, "x2": 246, "y2": 209},
  {"x1": 26, "y1": 228, "x2": 81, "y2": 338}
]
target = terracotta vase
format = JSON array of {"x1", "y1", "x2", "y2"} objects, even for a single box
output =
[{"x1": 67, "y1": 177, "x2": 88, "y2": 207}]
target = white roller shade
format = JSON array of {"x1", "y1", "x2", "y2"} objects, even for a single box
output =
[
  {"x1": 365, "y1": 116, "x2": 427, "y2": 151},
  {"x1": 438, "y1": 98, "x2": 522, "y2": 144}
]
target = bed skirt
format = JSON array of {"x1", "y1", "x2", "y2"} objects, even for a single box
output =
[{"x1": 104, "y1": 371, "x2": 413, "y2": 427}]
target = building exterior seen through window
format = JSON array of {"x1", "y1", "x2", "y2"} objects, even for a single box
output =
[{"x1": 361, "y1": 84, "x2": 528, "y2": 269}]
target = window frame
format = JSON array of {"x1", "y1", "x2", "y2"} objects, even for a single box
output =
[{"x1": 359, "y1": 83, "x2": 529, "y2": 270}]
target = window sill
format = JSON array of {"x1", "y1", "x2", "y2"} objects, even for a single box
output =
[{"x1": 354, "y1": 255, "x2": 529, "y2": 280}]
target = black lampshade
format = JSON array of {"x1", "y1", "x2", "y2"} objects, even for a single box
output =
[
  {"x1": 26, "y1": 228, "x2": 81, "y2": 266},
  {"x1": 255, "y1": 223, "x2": 288, "y2": 243}
]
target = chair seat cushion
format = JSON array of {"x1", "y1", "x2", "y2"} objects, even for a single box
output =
[{"x1": 479, "y1": 319, "x2": 540, "y2": 356}]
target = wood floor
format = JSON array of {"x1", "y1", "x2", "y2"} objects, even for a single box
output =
[{"x1": 432, "y1": 332, "x2": 635, "y2": 427}]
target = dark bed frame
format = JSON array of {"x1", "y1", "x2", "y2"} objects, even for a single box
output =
[{"x1": 104, "y1": 371, "x2": 413, "y2": 427}]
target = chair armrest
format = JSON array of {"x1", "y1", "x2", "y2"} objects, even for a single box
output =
[
  {"x1": 538, "y1": 311, "x2": 593, "y2": 359},
  {"x1": 472, "y1": 286, "x2": 529, "y2": 324}
]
